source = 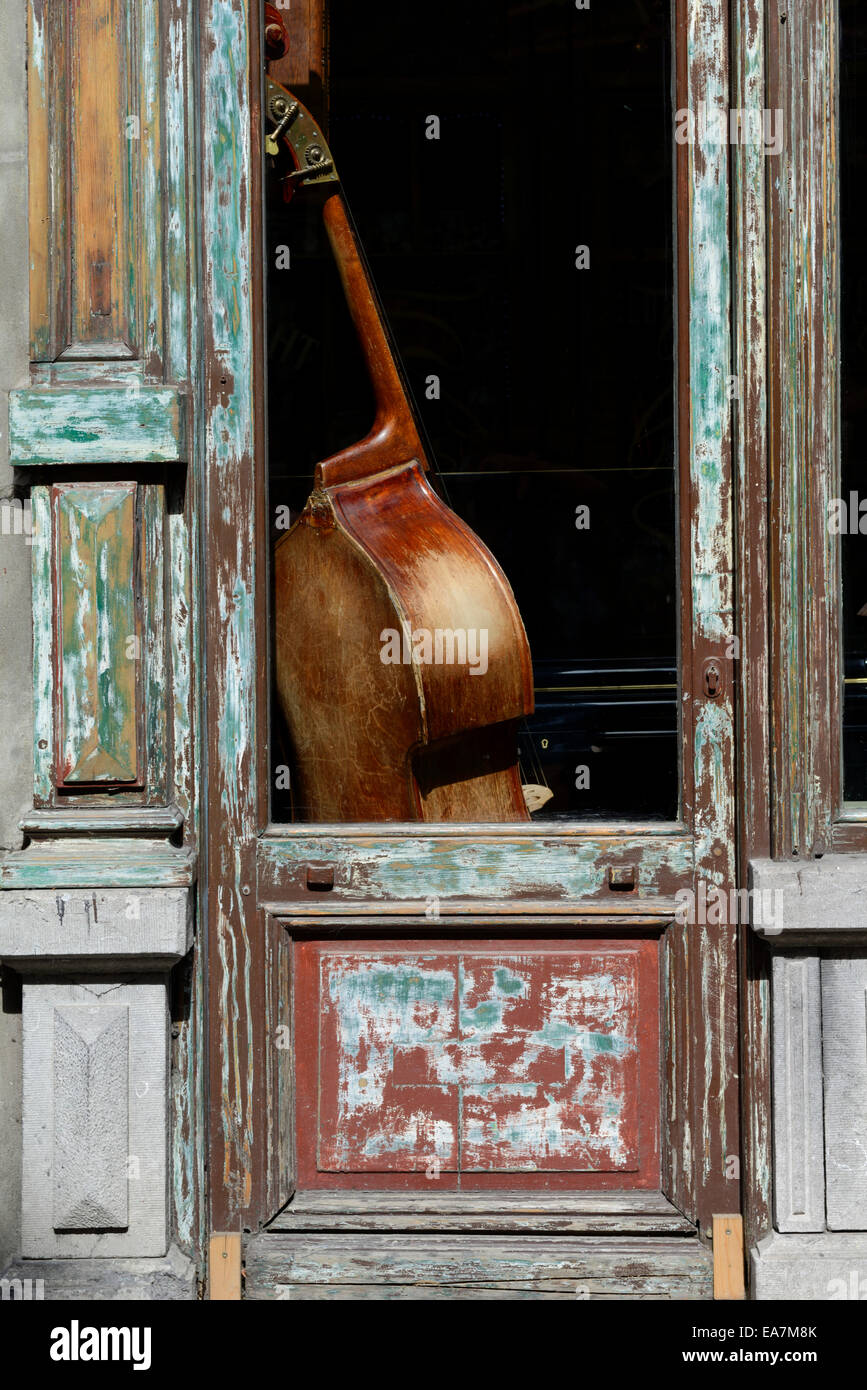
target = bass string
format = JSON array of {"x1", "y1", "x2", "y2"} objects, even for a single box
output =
[{"x1": 340, "y1": 191, "x2": 550, "y2": 804}]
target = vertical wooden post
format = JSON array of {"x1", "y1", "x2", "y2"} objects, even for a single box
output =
[
  {"x1": 199, "y1": 0, "x2": 266, "y2": 1240},
  {"x1": 731, "y1": 0, "x2": 773, "y2": 1260},
  {"x1": 767, "y1": 0, "x2": 840, "y2": 859},
  {"x1": 713, "y1": 1214, "x2": 746, "y2": 1299},
  {"x1": 209, "y1": 1233, "x2": 242, "y2": 1301},
  {"x1": 665, "y1": 0, "x2": 740, "y2": 1240}
]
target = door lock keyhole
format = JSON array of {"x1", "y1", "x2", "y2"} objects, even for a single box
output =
[{"x1": 703, "y1": 660, "x2": 723, "y2": 699}]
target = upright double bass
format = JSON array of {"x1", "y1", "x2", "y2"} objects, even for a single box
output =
[{"x1": 265, "y1": 26, "x2": 534, "y2": 823}]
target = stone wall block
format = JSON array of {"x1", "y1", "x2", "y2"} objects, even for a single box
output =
[
  {"x1": 821, "y1": 956, "x2": 867, "y2": 1230},
  {"x1": 22, "y1": 977, "x2": 170, "y2": 1258},
  {"x1": 772, "y1": 953, "x2": 826, "y2": 1231}
]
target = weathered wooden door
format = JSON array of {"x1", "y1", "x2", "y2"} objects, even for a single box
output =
[{"x1": 201, "y1": 0, "x2": 743, "y2": 1298}]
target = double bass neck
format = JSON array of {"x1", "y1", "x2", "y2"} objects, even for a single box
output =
[{"x1": 266, "y1": 78, "x2": 427, "y2": 491}]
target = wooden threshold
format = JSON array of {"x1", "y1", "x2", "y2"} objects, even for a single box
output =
[
  {"x1": 245, "y1": 1230, "x2": 712, "y2": 1300},
  {"x1": 267, "y1": 1189, "x2": 695, "y2": 1236}
]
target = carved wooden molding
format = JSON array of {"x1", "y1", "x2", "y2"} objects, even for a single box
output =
[
  {"x1": 27, "y1": 0, "x2": 167, "y2": 371},
  {"x1": 54, "y1": 482, "x2": 142, "y2": 786},
  {"x1": 22, "y1": 478, "x2": 170, "y2": 807}
]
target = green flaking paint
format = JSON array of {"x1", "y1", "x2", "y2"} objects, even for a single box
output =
[
  {"x1": 494, "y1": 967, "x2": 525, "y2": 995},
  {"x1": 63, "y1": 428, "x2": 101, "y2": 443},
  {"x1": 681, "y1": 0, "x2": 737, "y2": 1206},
  {"x1": 1, "y1": 848, "x2": 194, "y2": 889},
  {"x1": 8, "y1": 387, "x2": 186, "y2": 465},
  {"x1": 333, "y1": 964, "x2": 454, "y2": 1012},
  {"x1": 57, "y1": 485, "x2": 138, "y2": 783},
  {"x1": 258, "y1": 831, "x2": 693, "y2": 901},
  {"x1": 142, "y1": 485, "x2": 167, "y2": 799},
  {"x1": 30, "y1": 487, "x2": 54, "y2": 803},
  {"x1": 461, "y1": 1000, "x2": 502, "y2": 1031}
]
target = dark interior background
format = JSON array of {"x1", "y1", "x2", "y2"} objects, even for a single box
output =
[
  {"x1": 841, "y1": 0, "x2": 867, "y2": 802},
  {"x1": 266, "y1": 0, "x2": 678, "y2": 821}
]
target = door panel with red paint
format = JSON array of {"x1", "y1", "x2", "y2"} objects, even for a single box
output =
[{"x1": 295, "y1": 939, "x2": 659, "y2": 1190}]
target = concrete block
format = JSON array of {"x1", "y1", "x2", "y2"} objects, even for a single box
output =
[
  {"x1": 22, "y1": 977, "x2": 170, "y2": 1258},
  {"x1": 821, "y1": 955, "x2": 867, "y2": 1229},
  {"x1": 752, "y1": 1232, "x2": 867, "y2": 1300},
  {"x1": 0, "y1": 1244, "x2": 197, "y2": 1300},
  {"x1": 772, "y1": 953, "x2": 826, "y2": 1231},
  {"x1": 0, "y1": 888, "x2": 192, "y2": 967},
  {"x1": 750, "y1": 857, "x2": 867, "y2": 942}
]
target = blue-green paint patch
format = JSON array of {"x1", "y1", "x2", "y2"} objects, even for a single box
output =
[
  {"x1": 8, "y1": 387, "x2": 187, "y2": 465},
  {"x1": 63, "y1": 428, "x2": 101, "y2": 443},
  {"x1": 460, "y1": 1000, "x2": 503, "y2": 1031},
  {"x1": 494, "y1": 967, "x2": 526, "y2": 995}
]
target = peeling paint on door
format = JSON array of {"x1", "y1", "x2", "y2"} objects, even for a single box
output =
[{"x1": 296, "y1": 940, "x2": 659, "y2": 1191}]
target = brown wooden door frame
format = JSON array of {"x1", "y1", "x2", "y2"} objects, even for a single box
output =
[
  {"x1": 731, "y1": 0, "x2": 773, "y2": 1257},
  {"x1": 198, "y1": 0, "x2": 746, "y2": 1247}
]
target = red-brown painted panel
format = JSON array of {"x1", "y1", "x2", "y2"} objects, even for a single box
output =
[{"x1": 294, "y1": 939, "x2": 659, "y2": 1190}]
